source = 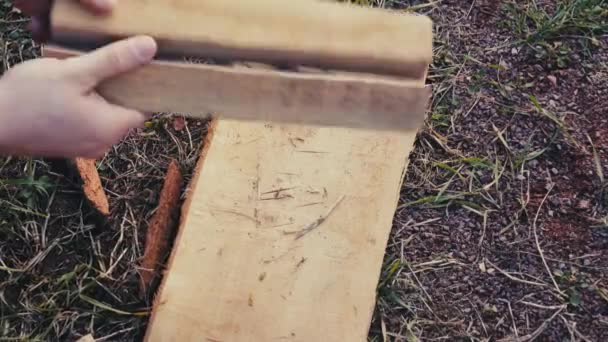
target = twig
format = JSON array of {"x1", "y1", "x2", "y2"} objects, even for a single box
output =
[
  {"x1": 406, "y1": 261, "x2": 434, "y2": 306},
  {"x1": 486, "y1": 260, "x2": 548, "y2": 288},
  {"x1": 40, "y1": 188, "x2": 57, "y2": 249},
  {"x1": 559, "y1": 315, "x2": 593, "y2": 342},
  {"x1": 532, "y1": 183, "x2": 565, "y2": 297},
  {"x1": 498, "y1": 305, "x2": 565, "y2": 342},
  {"x1": 498, "y1": 299, "x2": 519, "y2": 339},
  {"x1": 519, "y1": 301, "x2": 565, "y2": 310},
  {"x1": 286, "y1": 195, "x2": 345, "y2": 240}
]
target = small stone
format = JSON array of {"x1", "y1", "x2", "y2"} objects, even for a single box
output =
[
  {"x1": 528, "y1": 159, "x2": 539, "y2": 168},
  {"x1": 551, "y1": 168, "x2": 559, "y2": 175},
  {"x1": 547, "y1": 75, "x2": 558, "y2": 87}
]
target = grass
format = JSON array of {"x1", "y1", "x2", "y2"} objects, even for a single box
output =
[{"x1": 504, "y1": 0, "x2": 608, "y2": 44}]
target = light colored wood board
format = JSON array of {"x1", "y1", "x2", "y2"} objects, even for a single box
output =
[
  {"x1": 50, "y1": 0, "x2": 433, "y2": 79},
  {"x1": 75, "y1": 334, "x2": 95, "y2": 342},
  {"x1": 144, "y1": 119, "x2": 419, "y2": 341},
  {"x1": 42, "y1": 44, "x2": 430, "y2": 131}
]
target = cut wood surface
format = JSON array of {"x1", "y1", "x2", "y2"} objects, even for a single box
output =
[
  {"x1": 42, "y1": 44, "x2": 430, "y2": 131},
  {"x1": 75, "y1": 334, "x2": 95, "y2": 342},
  {"x1": 144, "y1": 119, "x2": 421, "y2": 341},
  {"x1": 50, "y1": 0, "x2": 432, "y2": 79},
  {"x1": 139, "y1": 160, "x2": 183, "y2": 297}
]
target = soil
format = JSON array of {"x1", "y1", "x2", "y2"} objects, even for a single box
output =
[{"x1": 1, "y1": 0, "x2": 607, "y2": 341}]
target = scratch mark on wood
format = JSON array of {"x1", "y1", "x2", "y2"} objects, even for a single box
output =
[
  {"x1": 210, "y1": 208, "x2": 260, "y2": 225},
  {"x1": 295, "y1": 150, "x2": 329, "y2": 154},
  {"x1": 261, "y1": 187, "x2": 297, "y2": 195},
  {"x1": 296, "y1": 202, "x2": 324, "y2": 208},
  {"x1": 284, "y1": 195, "x2": 346, "y2": 240},
  {"x1": 295, "y1": 257, "x2": 307, "y2": 270}
]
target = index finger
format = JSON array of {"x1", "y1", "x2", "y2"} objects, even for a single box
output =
[{"x1": 12, "y1": 0, "x2": 52, "y2": 16}]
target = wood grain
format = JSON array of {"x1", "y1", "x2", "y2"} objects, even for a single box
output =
[
  {"x1": 42, "y1": 45, "x2": 430, "y2": 131},
  {"x1": 144, "y1": 119, "x2": 420, "y2": 341},
  {"x1": 50, "y1": 0, "x2": 432, "y2": 79}
]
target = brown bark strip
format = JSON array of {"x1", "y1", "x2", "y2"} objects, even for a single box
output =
[{"x1": 139, "y1": 159, "x2": 183, "y2": 295}]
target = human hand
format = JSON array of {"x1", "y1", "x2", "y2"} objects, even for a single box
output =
[
  {"x1": 12, "y1": 0, "x2": 115, "y2": 42},
  {"x1": 0, "y1": 35, "x2": 158, "y2": 158}
]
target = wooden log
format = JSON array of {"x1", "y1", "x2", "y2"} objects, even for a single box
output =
[
  {"x1": 50, "y1": 0, "x2": 432, "y2": 79},
  {"x1": 42, "y1": 44, "x2": 430, "y2": 131}
]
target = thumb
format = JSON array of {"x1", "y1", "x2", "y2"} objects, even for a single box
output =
[{"x1": 68, "y1": 35, "x2": 157, "y2": 88}]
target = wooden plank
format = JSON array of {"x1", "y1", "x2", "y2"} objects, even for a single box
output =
[
  {"x1": 50, "y1": 0, "x2": 432, "y2": 79},
  {"x1": 144, "y1": 119, "x2": 421, "y2": 341},
  {"x1": 42, "y1": 44, "x2": 430, "y2": 131},
  {"x1": 75, "y1": 334, "x2": 95, "y2": 342}
]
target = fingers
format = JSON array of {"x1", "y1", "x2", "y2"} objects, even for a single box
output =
[
  {"x1": 12, "y1": 0, "x2": 51, "y2": 16},
  {"x1": 93, "y1": 101, "x2": 148, "y2": 141},
  {"x1": 13, "y1": 0, "x2": 115, "y2": 15},
  {"x1": 13, "y1": 0, "x2": 115, "y2": 43},
  {"x1": 67, "y1": 36, "x2": 157, "y2": 88},
  {"x1": 79, "y1": 0, "x2": 116, "y2": 14}
]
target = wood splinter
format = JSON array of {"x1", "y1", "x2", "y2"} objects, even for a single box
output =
[{"x1": 73, "y1": 158, "x2": 109, "y2": 217}]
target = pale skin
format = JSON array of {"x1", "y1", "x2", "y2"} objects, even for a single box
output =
[{"x1": 0, "y1": 0, "x2": 157, "y2": 158}]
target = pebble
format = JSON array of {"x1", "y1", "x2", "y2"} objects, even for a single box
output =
[{"x1": 528, "y1": 159, "x2": 539, "y2": 168}]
